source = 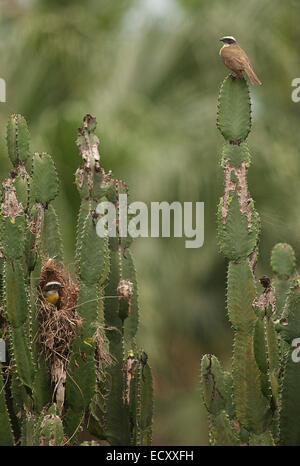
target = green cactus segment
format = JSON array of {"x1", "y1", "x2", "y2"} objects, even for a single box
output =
[
  {"x1": 217, "y1": 140, "x2": 260, "y2": 262},
  {"x1": 120, "y1": 251, "x2": 139, "y2": 343},
  {"x1": 1, "y1": 183, "x2": 26, "y2": 261},
  {"x1": 279, "y1": 340, "x2": 300, "y2": 444},
  {"x1": 209, "y1": 411, "x2": 240, "y2": 446},
  {"x1": 271, "y1": 243, "x2": 296, "y2": 279},
  {"x1": 65, "y1": 338, "x2": 96, "y2": 439},
  {"x1": 32, "y1": 415, "x2": 43, "y2": 445},
  {"x1": 38, "y1": 412, "x2": 64, "y2": 446},
  {"x1": 75, "y1": 199, "x2": 91, "y2": 262},
  {"x1": 4, "y1": 261, "x2": 29, "y2": 328},
  {"x1": 200, "y1": 355, "x2": 241, "y2": 445},
  {"x1": 31, "y1": 272, "x2": 51, "y2": 408},
  {"x1": 101, "y1": 229, "x2": 143, "y2": 445},
  {"x1": 2, "y1": 216, "x2": 26, "y2": 262},
  {"x1": 87, "y1": 393, "x2": 106, "y2": 440},
  {"x1": 32, "y1": 357, "x2": 52, "y2": 413},
  {"x1": 104, "y1": 244, "x2": 121, "y2": 337},
  {"x1": 13, "y1": 170, "x2": 30, "y2": 211},
  {"x1": 126, "y1": 353, "x2": 139, "y2": 446},
  {"x1": 21, "y1": 417, "x2": 36, "y2": 446},
  {"x1": 218, "y1": 196, "x2": 259, "y2": 260},
  {"x1": 200, "y1": 354, "x2": 226, "y2": 415},
  {"x1": 116, "y1": 182, "x2": 133, "y2": 251},
  {"x1": 11, "y1": 326, "x2": 34, "y2": 391},
  {"x1": 76, "y1": 283, "x2": 99, "y2": 340},
  {"x1": 218, "y1": 193, "x2": 259, "y2": 261},
  {"x1": 227, "y1": 261, "x2": 257, "y2": 331},
  {"x1": 138, "y1": 362, "x2": 153, "y2": 445},
  {"x1": 29, "y1": 254, "x2": 42, "y2": 362},
  {"x1": 4, "y1": 260, "x2": 34, "y2": 390},
  {"x1": 265, "y1": 319, "x2": 279, "y2": 406},
  {"x1": 65, "y1": 338, "x2": 96, "y2": 409},
  {"x1": 131, "y1": 354, "x2": 153, "y2": 446},
  {"x1": 279, "y1": 286, "x2": 300, "y2": 343},
  {"x1": 0, "y1": 371, "x2": 15, "y2": 446},
  {"x1": 31, "y1": 153, "x2": 59, "y2": 206},
  {"x1": 217, "y1": 75, "x2": 251, "y2": 143},
  {"x1": 77, "y1": 212, "x2": 109, "y2": 286},
  {"x1": 7, "y1": 114, "x2": 30, "y2": 166},
  {"x1": 65, "y1": 207, "x2": 109, "y2": 438},
  {"x1": 24, "y1": 205, "x2": 43, "y2": 274},
  {"x1": 254, "y1": 317, "x2": 279, "y2": 407},
  {"x1": 64, "y1": 407, "x2": 84, "y2": 443},
  {"x1": 279, "y1": 358, "x2": 300, "y2": 445},
  {"x1": 232, "y1": 332, "x2": 270, "y2": 433},
  {"x1": 254, "y1": 319, "x2": 268, "y2": 375},
  {"x1": 249, "y1": 431, "x2": 275, "y2": 446},
  {"x1": 223, "y1": 372, "x2": 235, "y2": 418},
  {"x1": 227, "y1": 261, "x2": 270, "y2": 432},
  {"x1": 221, "y1": 142, "x2": 251, "y2": 169},
  {"x1": 278, "y1": 284, "x2": 300, "y2": 445},
  {"x1": 40, "y1": 204, "x2": 63, "y2": 261},
  {"x1": 270, "y1": 244, "x2": 296, "y2": 319},
  {"x1": 104, "y1": 344, "x2": 131, "y2": 446},
  {"x1": 75, "y1": 169, "x2": 90, "y2": 199},
  {"x1": 104, "y1": 246, "x2": 138, "y2": 344},
  {"x1": 65, "y1": 208, "x2": 109, "y2": 420},
  {"x1": 11, "y1": 371, "x2": 31, "y2": 421},
  {"x1": 273, "y1": 279, "x2": 292, "y2": 319},
  {"x1": 253, "y1": 318, "x2": 272, "y2": 402}
]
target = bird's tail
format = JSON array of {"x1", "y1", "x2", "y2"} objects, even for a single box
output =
[{"x1": 244, "y1": 64, "x2": 262, "y2": 85}]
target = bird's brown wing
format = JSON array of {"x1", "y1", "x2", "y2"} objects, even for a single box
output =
[{"x1": 220, "y1": 45, "x2": 251, "y2": 72}]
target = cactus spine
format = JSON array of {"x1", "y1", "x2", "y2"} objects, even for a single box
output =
[
  {"x1": 0, "y1": 114, "x2": 153, "y2": 446},
  {"x1": 201, "y1": 75, "x2": 300, "y2": 445}
]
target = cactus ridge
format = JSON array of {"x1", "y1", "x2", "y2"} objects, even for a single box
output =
[
  {"x1": 217, "y1": 75, "x2": 251, "y2": 143},
  {"x1": 6, "y1": 114, "x2": 30, "y2": 167},
  {"x1": 31, "y1": 152, "x2": 59, "y2": 207},
  {"x1": 271, "y1": 243, "x2": 296, "y2": 279}
]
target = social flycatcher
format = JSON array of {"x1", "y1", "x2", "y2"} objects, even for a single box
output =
[
  {"x1": 219, "y1": 36, "x2": 262, "y2": 85},
  {"x1": 43, "y1": 281, "x2": 64, "y2": 306}
]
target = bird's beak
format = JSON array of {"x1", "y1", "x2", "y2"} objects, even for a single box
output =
[{"x1": 219, "y1": 37, "x2": 224, "y2": 42}]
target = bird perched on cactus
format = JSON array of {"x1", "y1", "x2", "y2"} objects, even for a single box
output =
[{"x1": 219, "y1": 36, "x2": 262, "y2": 85}]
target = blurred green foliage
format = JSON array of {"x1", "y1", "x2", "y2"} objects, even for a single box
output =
[{"x1": 0, "y1": 0, "x2": 299, "y2": 445}]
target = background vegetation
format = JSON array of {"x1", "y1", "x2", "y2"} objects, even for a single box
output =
[{"x1": 0, "y1": 0, "x2": 299, "y2": 445}]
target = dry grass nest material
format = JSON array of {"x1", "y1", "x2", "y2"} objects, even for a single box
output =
[
  {"x1": 37, "y1": 258, "x2": 81, "y2": 370},
  {"x1": 36, "y1": 259, "x2": 113, "y2": 385}
]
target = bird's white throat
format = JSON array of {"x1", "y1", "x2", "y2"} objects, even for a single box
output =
[{"x1": 219, "y1": 43, "x2": 231, "y2": 55}]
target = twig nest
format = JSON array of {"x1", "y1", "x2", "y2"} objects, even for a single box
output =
[{"x1": 36, "y1": 258, "x2": 80, "y2": 411}]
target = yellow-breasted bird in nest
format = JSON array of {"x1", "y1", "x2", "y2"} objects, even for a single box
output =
[
  {"x1": 219, "y1": 36, "x2": 262, "y2": 85},
  {"x1": 43, "y1": 281, "x2": 64, "y2": 307}
]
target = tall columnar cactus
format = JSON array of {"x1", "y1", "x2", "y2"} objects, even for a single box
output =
[
  {"x1": 200, "y1": 75, "x2": 300, "y2": 446},
  {"x1": 0, "y1": 114, "x2": 153, "y2": 446}
]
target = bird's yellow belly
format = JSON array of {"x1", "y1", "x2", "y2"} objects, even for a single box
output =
[{"x1": 45, "y1": 292, "x2": 59, "y2": 305}]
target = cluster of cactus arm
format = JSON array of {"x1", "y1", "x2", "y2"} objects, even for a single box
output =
[
  {"x1": 0, "y1": 113, "x2": 153, "y2": 446},
  {"x1": 200, "y1": 75, "x2": 300, "y2": 446}
]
